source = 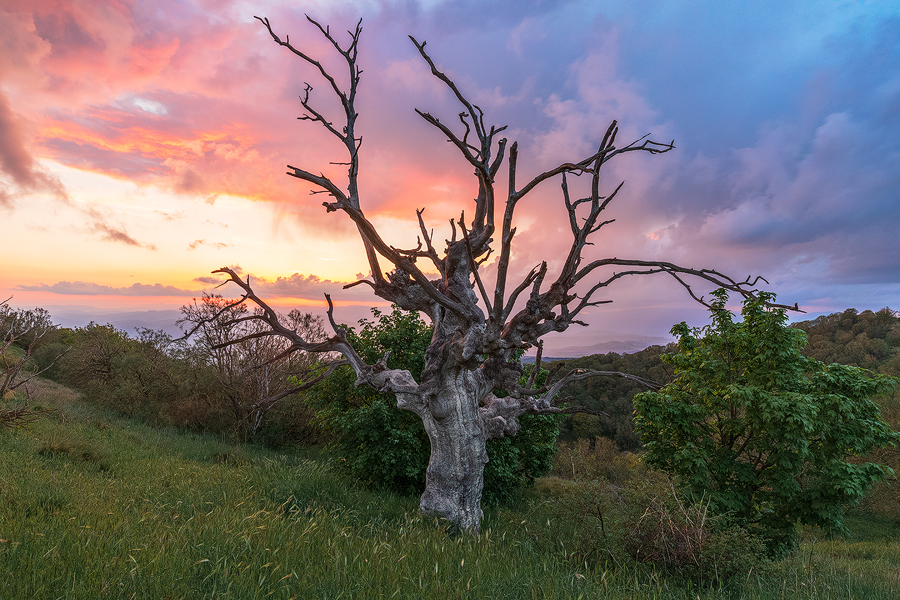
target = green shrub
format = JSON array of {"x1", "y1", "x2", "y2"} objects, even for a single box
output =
[
  {"x1": 56, "y1": 323, "x2": 243, "y2": 436},
  {"x1": 483, "y1": 412, "x2": 562, "y2": 506},
  {"x1": 531, "y1": 469, "x2": 768, "y2": 587},
  {"x1": 635, "y1": 290, "x2": 899, "y2": 555}
]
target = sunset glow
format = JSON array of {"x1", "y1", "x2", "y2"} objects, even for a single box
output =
[{"x1": 2, "y1": 1, "x2": 898, "y2": 339}]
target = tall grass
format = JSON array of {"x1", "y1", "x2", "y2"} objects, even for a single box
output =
[{"x1": 2, "y1": 381, "x2": 899, "y2": 599}]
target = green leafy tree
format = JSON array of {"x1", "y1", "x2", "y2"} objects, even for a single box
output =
[
  {"x1": 305, "y1": 306, "x2": 560, "y2": 505},
  {"x1": 634, "y1": 290, "x2": 898, "y2": 552}
]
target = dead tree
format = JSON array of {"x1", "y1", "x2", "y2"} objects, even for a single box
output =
[
  {"x1": 198, "y1": 16, "x2": 797, "y2": 532},
  {"x1": 1, "y1": 300, "x2": 66, "y2": 428},
  {"x1": 177, "y1": 294, "x2": 327, "y2": 439}
]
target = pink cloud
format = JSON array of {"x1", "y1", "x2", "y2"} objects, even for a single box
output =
[
  {"x1": 194, "y1": 269, "x2": 381, "y2": 305},
  {"x1": 17, "y1": 266, "x2": 379, "y2": 304},
  {"x1": 0, "y1": 90, "x2": 67, "y2": 207},
  {"x1": 17, "y1": 281, "x2": 195, "y2": 296},
  {"x1": 188, "y1": 239, "x2": 231, "y2": 251}
]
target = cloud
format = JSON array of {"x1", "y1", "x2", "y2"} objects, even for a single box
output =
[
  {"x1": 507, "y1": 17, "x2": 546, "y2": 57},
  {"x1": 0, "y1": 90, "x2": 67, "y2": 207},
  {"x1": 154, "y1": 209, "x2": 185, "y2": 220},
  {"x1": 0, "y1": 7, "x2": 52, "y2": 81},
  {"x1": 1, "y1": 1, "x2": 325, "y2": 217},
  {"x1": 91, "y1": 222, "x2": 156, "y2": 250},
  {"x1": 17, "y1": 281, "x2": 197, "y2": 296},
  {"x1": 190, "y1": 269, "x2": 380, "y2": 303},
  {"x1": 254, "y1": 273, "x2": 351, "y2": 297},
  {"x1": 187, "y1": 239, "x2": 232, "y2": 250},
  {"x1": 3, "y1": 0, "x2": 899, "y2": 335},
  {"x1": 660, "y1": 60, "x2": 900, "y2": 288},
  {"x1": 0, "y1": 91, "x2": 38, "y2": 186},
  {"x1": 193, "y1": 276, "x2": 221, "y2": 285}
]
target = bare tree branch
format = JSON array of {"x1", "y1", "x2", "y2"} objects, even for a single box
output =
[{"x1": 211, "y1": 15, "x2": 801, "y2": 531}]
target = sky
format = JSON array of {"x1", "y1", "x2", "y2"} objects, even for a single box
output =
[{"x1": 1, "y1": 0, "x2": 898, "y2": 345}]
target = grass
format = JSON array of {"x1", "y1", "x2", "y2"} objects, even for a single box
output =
[{"x1": 2, "y1": 381, "x2": 899, "y2": 599}]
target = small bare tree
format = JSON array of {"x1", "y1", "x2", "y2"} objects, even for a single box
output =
[
  {"x1": 1, "y1": 300, "x2": 66, "y2": 428},
  {"x1": 178, "y1": 294, "x2": 327, "y2": 438},
  {"x1": 195, "y1": 16, "x2": 796, "y2": 531}
]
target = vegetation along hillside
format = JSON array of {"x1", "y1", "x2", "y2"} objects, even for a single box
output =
[
  {"x1": 549, "y1": 306, "x2": 900, "y2": 450},
  {"x1": 2, "y1": 301, "x2": 899, "y2": 597}
]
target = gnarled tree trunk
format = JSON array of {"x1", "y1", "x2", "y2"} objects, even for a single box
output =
[{"x1": 416, "y1": 371, "x2": 489, "y2": 531}]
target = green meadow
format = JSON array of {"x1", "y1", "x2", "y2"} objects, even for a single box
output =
[{"x1": 2, "y1": 379, "x2": 899, "y2": 599}]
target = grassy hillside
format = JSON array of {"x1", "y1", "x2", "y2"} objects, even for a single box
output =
[{"x1": 2, "y1": 379, "x2": 900, "y2": 599}]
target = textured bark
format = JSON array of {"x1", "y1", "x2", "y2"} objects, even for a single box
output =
[
  {"x1": 417, "y1": 374, "x2": 488, "y2": 530},
  {"x1": 187, "y1": 16, "x2": 799, "y2": 532}
]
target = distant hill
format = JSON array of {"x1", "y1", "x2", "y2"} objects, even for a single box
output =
[
  {"x1": 45, "y1": 306, "x2": 184, "y2": 336},
  {"x1": 521, "y1": 338, "x2": 669, "y2": 364},
  {"x1": 524, "y1": 332, "x2": 671, "y2": 362},
  {"x1": 550, "y1": 336, "x2": 672, "y2": 358}
]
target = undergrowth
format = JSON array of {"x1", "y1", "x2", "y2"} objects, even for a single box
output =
[{"x1": 1, "y1": 380, "x2": 899, "y2": 599}]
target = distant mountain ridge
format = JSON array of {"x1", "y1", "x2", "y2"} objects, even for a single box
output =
[
  {"x1": 44, "y1": 306, "x2": 184, "y2": 336},
  {"x1": 551, "y1": 337, "x2": 672, "y2": 357},
  {"x1": 524, "y1": 333, "x2": 672, "y2": 362}
]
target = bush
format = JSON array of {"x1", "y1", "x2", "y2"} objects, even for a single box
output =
[
  {"x1": 483, "y1": 412, "x2": 562, "y2": 506},
  {"x1": 1, "y1": 302, "x2": 66, "y2": 428},
  {"x1": 550, "y1": 437, "x2": 640, "y2": 483},
  {"x1": 634, "y1": 290, "x2": 899, "y2": 555},
  {"x1": 531, "y1": 468, "x2": 767, "y2": 587},
  {"x1": 177, "y1": 295, "x2": 326, "y2": 441},
  {"x1": 56, "y1": 323, "x2": 235, "y2": 434},
  {"x1": 620, "y1": 473, "x2": 767, "y2": 585}
]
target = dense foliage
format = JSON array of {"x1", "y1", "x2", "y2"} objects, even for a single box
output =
[
  {"x1": 794, "y1": 307, "x2": 900, "y2": 374},
  {"x1": 305, "y1": 306, "x2": 561, "y2": 505},
  {"x1": 57, "y1": 323, "x2": 231, "y2": 429},
  {"x1": 1, "y1": 302, "x2": 65, "y2": 427},
  {"x1": 546, "y1": 346, "x2": 674, "y2": 450},
  {"x1": 634, "y1": 290, "x2": 898, "y2": 552}
]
